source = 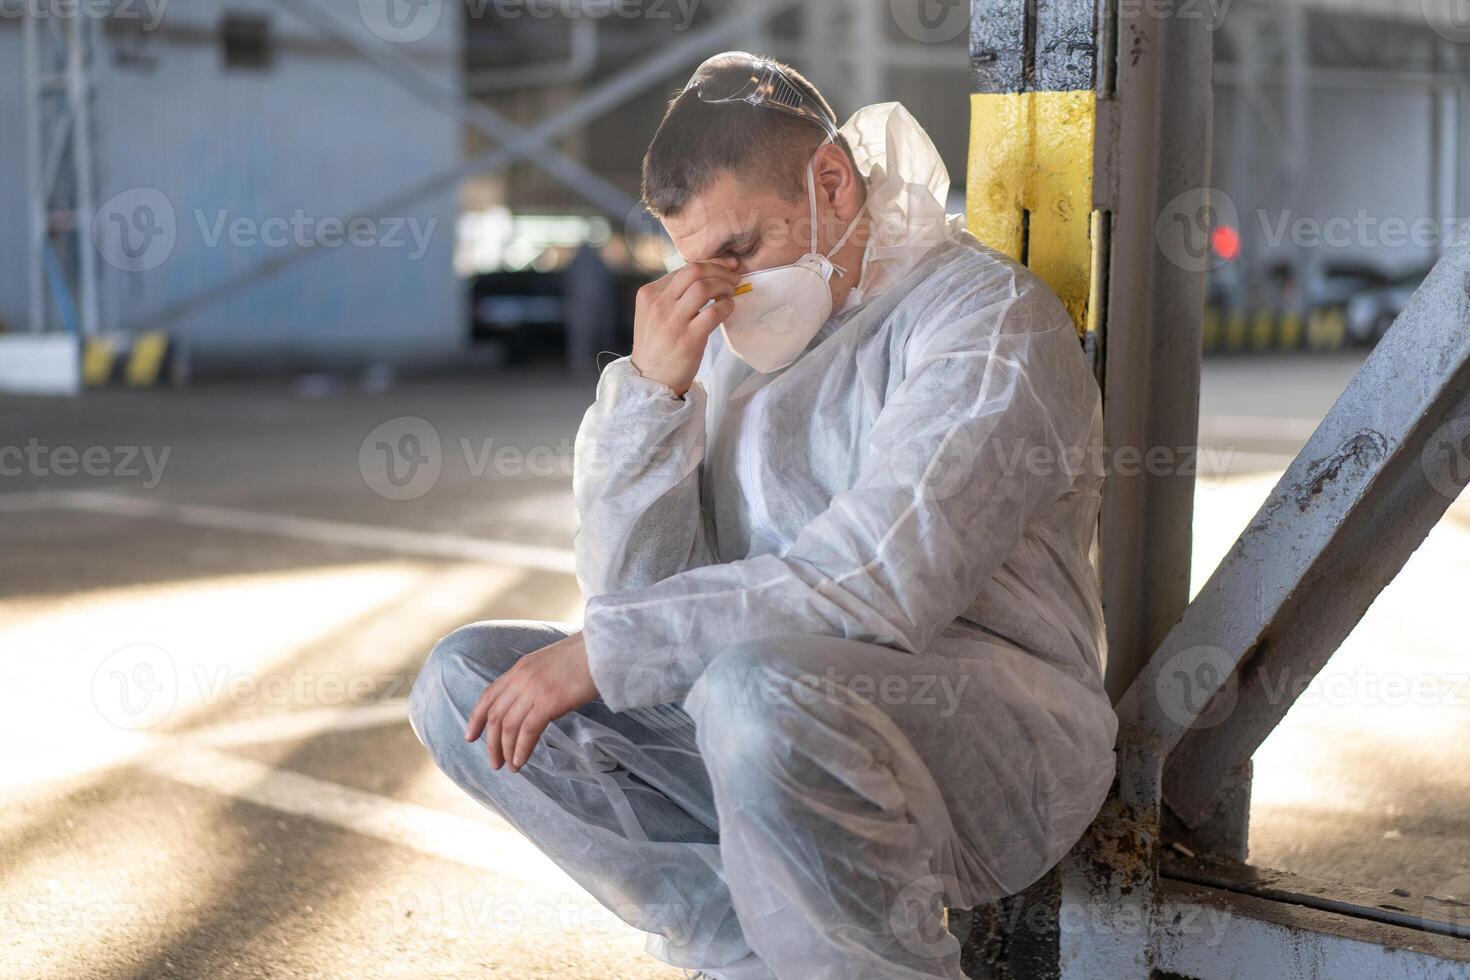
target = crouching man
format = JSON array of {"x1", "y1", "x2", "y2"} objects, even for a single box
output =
[{"x1": 410, "y1": 52, "x2": 1117, "y2": 980}]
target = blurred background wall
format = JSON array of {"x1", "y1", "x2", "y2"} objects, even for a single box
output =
[
  {"x1": 2, "y1": 0, "x2": 1468, "y2": 378},
  {"x1": 2, "y1": 0, "x2": 463, "y2": 373},
  {"x1": 1209, "y1": 0, "x2": 1470, "y2": 350}
]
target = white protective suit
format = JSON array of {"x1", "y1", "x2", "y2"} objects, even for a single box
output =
[{"x1": 410, "y1": 103, "x2": 1118, "y2": 980}]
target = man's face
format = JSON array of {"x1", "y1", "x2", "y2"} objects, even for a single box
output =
[
  {"x1": 662, "y1": 169, "x2": 814, "y2": 277},
  {"x1": 663, "y1": 136, "x2": 870, "y2": 279}
]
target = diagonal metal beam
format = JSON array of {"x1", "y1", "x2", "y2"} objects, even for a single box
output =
[
  {"x1": 119, "y1": 0, "x2": 799, "y2": 335},
  {"x1": 268, "y1": 0, "x2": 638, "y2": 220},
  {"x1": 1116, "y1": 229, "x2": 1470, "y2": 829}
]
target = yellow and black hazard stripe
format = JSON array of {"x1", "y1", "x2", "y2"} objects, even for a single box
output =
[
  {"x1": 82, "y1": 330, "x2": 172, "y2": 387},
  {"x1": 966, "y1": 0, "x2": 1098, "y2": 336},
  {"x1": 1200, "y1": 307, "x2": 1347, "y2": 354}
]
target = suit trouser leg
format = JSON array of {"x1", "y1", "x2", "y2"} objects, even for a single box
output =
[
  {"x1": 685, "y1": 633, "x2": 1117, "y2": 980},
  {"x1": 409, "y1": 619, "x2": 772, "y2": 979}
]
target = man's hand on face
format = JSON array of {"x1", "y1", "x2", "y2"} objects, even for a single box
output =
[
  {"x1": 630, "y1": 257, "x2": 741, "y2": 397},
  {"x1": 463, "y1": 631, "x2": 599, "y2": 773}
]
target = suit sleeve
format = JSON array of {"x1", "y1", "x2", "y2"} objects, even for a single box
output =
[{"x1": 572, "y1": 356, "x2": 716, "y2": 600}]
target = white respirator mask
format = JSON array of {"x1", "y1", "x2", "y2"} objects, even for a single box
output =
[{"x1": 718, "y1": 144, "x2": 867, "y2": 374}]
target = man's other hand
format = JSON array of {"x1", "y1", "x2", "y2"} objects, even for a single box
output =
[
  {"x1": 629, "y1": 258, "x2": 740, "y2": 397},
  {"x1": 463, "y1": 631, "x2": 599, "y2": 772}
]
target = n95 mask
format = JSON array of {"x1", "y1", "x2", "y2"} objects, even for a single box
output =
[{"x1": 720, "y1": 143, "x2": 866, "y2": 374}]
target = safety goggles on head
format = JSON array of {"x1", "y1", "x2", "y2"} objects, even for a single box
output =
[{"x1": 684, "y1": 51, "x2": 839, "y2": 141}]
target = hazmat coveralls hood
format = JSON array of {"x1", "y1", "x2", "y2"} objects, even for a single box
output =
[{"x1": 561, "y1": 102, "x2": 1117, "y2": 976}]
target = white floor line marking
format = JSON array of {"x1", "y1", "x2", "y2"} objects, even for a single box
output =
[
  {"x1": 145, "y1": 740, "x2": 584, "y2": 893},
  {"x1": 188, "y1": 700, "x2": 411, "y2": 748},
  {"x1": 6, "y1": 712, "x2": 587, "y2": 890},
  {"x1": 0, "y1": 489, "x2": 74, "y2": 511},
  {"x1": 0, "y1": 491, "x2": 585, "y2": 882},
  {"x1": 3, "y1": 490, "x2": 577, "y2": 574}
]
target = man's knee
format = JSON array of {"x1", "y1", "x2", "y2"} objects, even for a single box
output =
[
  {"x1": 689, "y1": 636, "x2": 833, "y2": 774},
  {"x1": 408, "y1": 620, "x2": 563, "y2": 756},
  {"x1": 694, "y1": 634, "x2": 837, "y2": 706}
]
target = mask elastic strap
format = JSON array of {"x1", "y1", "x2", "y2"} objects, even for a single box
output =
[
  {"x1": 805, "y1": 150, "x2": 822, "y2": 255},
  {"x1": 826, "y1": 200, "x2": 867, "y2": 261}
]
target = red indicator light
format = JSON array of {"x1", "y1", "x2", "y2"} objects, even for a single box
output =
[{"x1": 1211, "y1": 225, "x2": 1240, "y2": 261}]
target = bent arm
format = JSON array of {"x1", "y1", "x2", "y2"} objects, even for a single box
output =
[{"x1": 573, "y1": 356, "x2": 716, "y2": 599}]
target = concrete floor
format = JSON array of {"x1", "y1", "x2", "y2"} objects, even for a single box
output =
[{"x1": 2, "y1": 352, "x2": 1467, "y2": 976}]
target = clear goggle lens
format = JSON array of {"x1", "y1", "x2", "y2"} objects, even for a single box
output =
[{"x1": 684, "y1": 52, "x2": 838, "y2": 140}]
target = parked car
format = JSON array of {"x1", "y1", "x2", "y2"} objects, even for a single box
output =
[
  {"x1": 1345, "y1": 266, "x2": 1430, "y2": 346},
  {"x1": 1299, "y1": 260, "x2": 1393, "y2": 313},
  {"x1": 469, "y1": 267, "x2": 647, "y2": 364},
  {"x1": 1204, "y1": 259, "x2": 1417, "y2": 353},
  {"x1": 470, "y1": 268, "x2": 566, "y2": 360}
]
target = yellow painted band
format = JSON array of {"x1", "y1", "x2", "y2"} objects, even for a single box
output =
[
  {"x1": 1250, "y1": 310, "x2": 1275, "y2": 350},
  {"x1": 966, "y1": 90, "x2": 1096, "y2": 334},
  {"x1": 126, "y1": 330, "x2": 169, "y2": 387},
  {"x1": 83, "y1": 338, "x2": 116, "y2": 387}
]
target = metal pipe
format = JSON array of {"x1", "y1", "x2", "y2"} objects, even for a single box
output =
[
  {"x1": 23, "y1": 10, "x2": 45, "y2": 333},
  {"x1": 1284, "y1": 3, "x2": 1308, "y2": 322},
  {"x1": 1097, "y1": 0, "x2": 1214, "y2": 702},
  {"x1": 66, "y1": 15, "x2": 100, "y2": 337}
]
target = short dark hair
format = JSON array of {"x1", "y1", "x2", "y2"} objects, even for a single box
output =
[{"x1": 641, "y1": 56, "x2": 854, "y2": 219}]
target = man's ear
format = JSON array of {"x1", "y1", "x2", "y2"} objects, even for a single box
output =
[{"x1": 813, "y1": 143, "x2": 857, "y2": 208}]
